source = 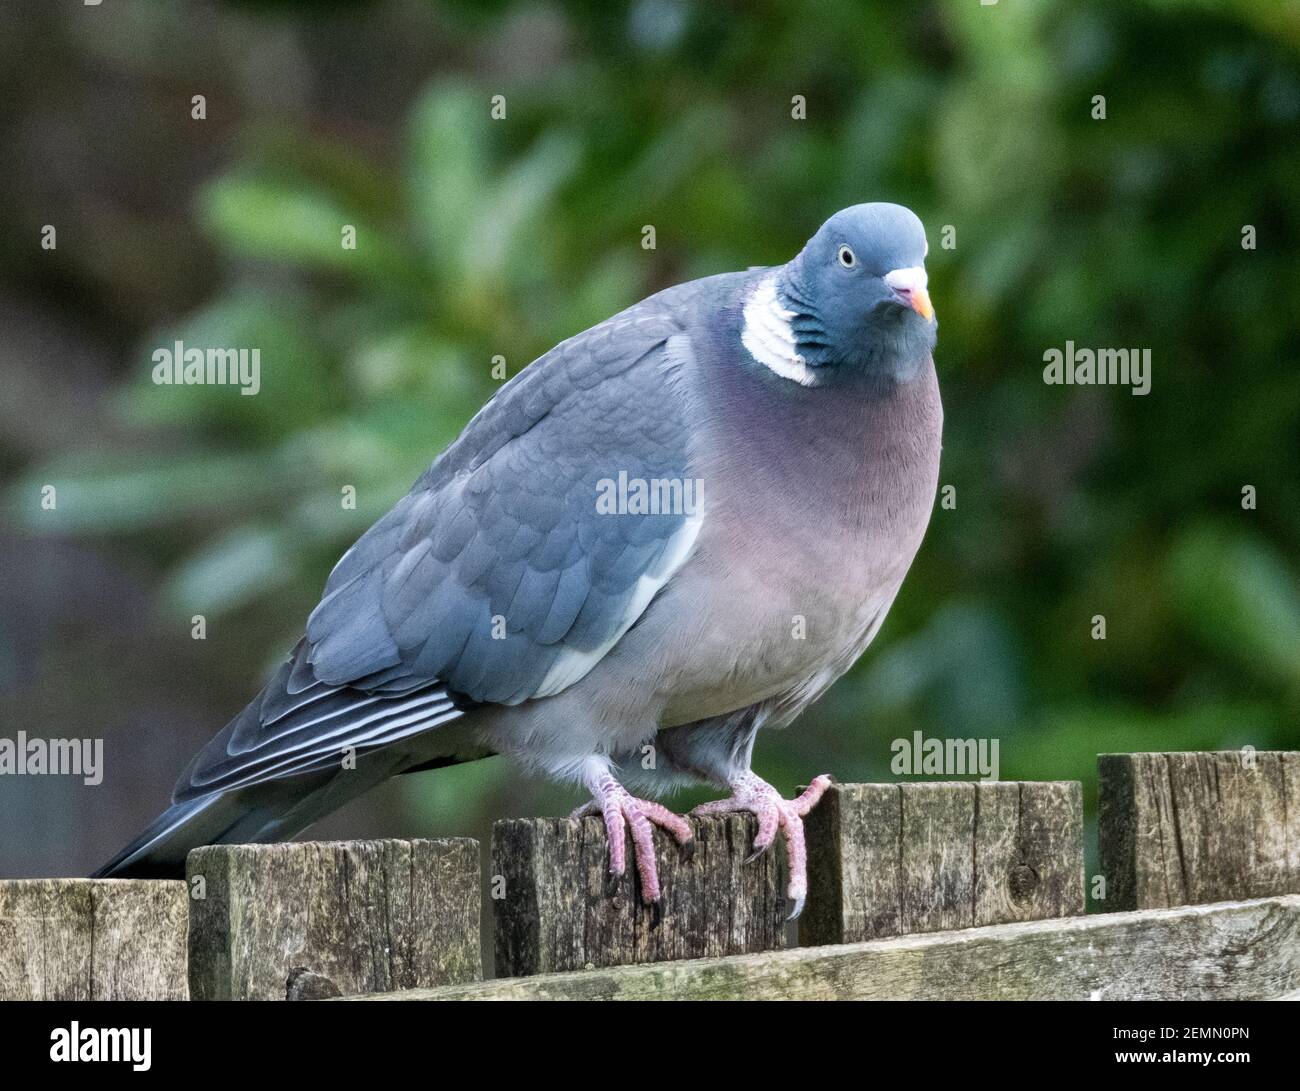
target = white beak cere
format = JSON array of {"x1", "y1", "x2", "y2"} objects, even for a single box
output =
[
  {"x1": 883, "y1": 266, "x2": 934, "y2": 321},
  {"x1": 883, "y1": 266, "x2": 927, "y2": 293}
]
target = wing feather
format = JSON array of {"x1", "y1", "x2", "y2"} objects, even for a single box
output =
[{"x1": 174, "y1": 294, "x2": 710, "y2": 802}]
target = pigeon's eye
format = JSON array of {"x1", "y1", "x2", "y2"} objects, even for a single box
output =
[{"x1": 837, "y1": 244, "x2": 856, "y2": 269}]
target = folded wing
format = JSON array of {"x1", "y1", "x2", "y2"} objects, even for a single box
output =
[{"x1": 174, "y1": 306, "x2": 702, "y2": 802}]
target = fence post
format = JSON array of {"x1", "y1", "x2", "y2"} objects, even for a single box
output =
[
  {"x1": 492, "y1": 813, "x2": 785, "y2": 976},
  {"x1": 186, "y1": 838, "x2": 480, "y2": 999},
  {"x1": 0, "y1": 878, "x2": 188, "y2": 1000},
  {"x1": 1098, "y1": 750, "x2": 1300, "y2": 910},
  {"x1": 800, "y1": 781, "x2": 1085, "y2": 945}
]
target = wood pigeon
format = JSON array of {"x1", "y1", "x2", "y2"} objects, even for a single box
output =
[{"x1": 96, "y1": 202, "x2": 943, "y2": 918}]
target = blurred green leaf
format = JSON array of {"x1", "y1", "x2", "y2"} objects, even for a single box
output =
[
  {"x1": 200, "y1": 174, "x2": 409, "y2": 281},
  {"x1": 163, "y1": 524, "x2": 293, "y2": 618},
  {"x1": 1168, "y1": 522, "x2": 1300, "y2": 686}
]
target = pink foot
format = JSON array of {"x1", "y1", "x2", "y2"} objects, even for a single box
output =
[
  {"x1": 573, "y1": 764, "x2": 693, "y2": 906},
  {"x1": 692, "y1": 772, "x2": 833, "y2": 919}
]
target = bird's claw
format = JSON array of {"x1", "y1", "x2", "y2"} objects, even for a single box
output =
[
  {"x1": 692, "y1": 772, "x2": 833, "y2": 918},
  {"x1": 575, "y1": 771, "x2": 692, "y2": 906}
]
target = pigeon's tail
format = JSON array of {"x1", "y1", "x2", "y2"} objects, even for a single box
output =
[
  {"x1": 91, "y1": 762, "x2": 405, "y2": 879},
  {"x1": 92, "y1": 794, "x2": 252, "y2": 878},
  {"x1": 92, "y1": 640, "x2": 489, "y2": 879},
  {"x1": 92, "y1": 726, "x2": 487, "y2": 878},
  {"x1": 91, "y1": 781, "x2": 340, "y2": 878}
]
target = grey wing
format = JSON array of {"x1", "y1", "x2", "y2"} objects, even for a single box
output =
[{"x1": 175, "y1": 305, "x2": 703, "y2": 801}]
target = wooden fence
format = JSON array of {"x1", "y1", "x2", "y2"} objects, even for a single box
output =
[{"x1": 1, "y1": 750, "x2": 1297, "y2": 1001}]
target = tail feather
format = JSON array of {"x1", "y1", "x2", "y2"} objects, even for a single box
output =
[
  {"x1": 92, "y1": 777, "x2": 347, "y2": 879},
  {"x1": 93, "y1": 642, "x2": 482, "y2": 878},
  {"x1": 92, "y1": 795, "x2": 241, "y2": 878},
  {"x1": 92, "y1": 743, "x2": 448, "y2": 878}
]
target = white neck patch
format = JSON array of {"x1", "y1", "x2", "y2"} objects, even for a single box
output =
[{"x1": 740, "y1": 273, "x2": 817, "y2": 386}]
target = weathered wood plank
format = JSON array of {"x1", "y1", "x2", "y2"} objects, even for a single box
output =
[
  {"x1": 0, "y1": 879, "x2": 188, "y2": 1000},
  {"x1": 800, "y1": 781, "x2": 1084, "y2": 945},
  {"x1": 492, "y1": 814, "x2": 785, "y2": 977},
  {"x1": 902, "y1": 782, "x2": 976, "y2": 933},
  {"x1": 975, "y1": 780, "x2": 1084, "y2": 925},
  {"x1": 1099, "y1": 751, "x2": 1300, "y2": 911},
  {"x1": 348, "y1": 896, "x2": 1300, "y2": 1001},
  {"x1": 187, "y1": 838, "x2": 480, "y2": 1000}
]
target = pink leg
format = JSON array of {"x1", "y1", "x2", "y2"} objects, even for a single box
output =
[
  {"x1": 572, "y1": 762, "x2": 693, "y2": 905},
  {"x1": 692, "y1": 771, "x2": 833, "y2": 919}
]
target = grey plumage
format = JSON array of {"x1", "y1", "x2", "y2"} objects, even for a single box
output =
[{"x1": 96, "y1": 202, "x2": 942, "y2": 890}]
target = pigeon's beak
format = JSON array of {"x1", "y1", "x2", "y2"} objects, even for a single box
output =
[{"x1": 884, "y1": 266, "x2": 934, "y2": 322}]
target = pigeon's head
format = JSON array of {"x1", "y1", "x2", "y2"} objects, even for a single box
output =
[{"x1": 769, "y1": 203, "x2": 936, "y2": 382}]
